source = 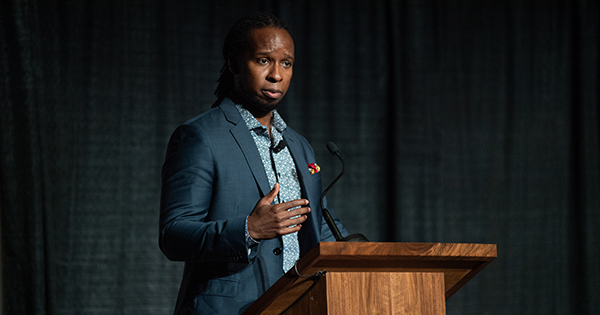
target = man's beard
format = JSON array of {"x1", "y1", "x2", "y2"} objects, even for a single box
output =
[{"x1": 234, "y1": 90, "x2": 281, "y2": 115}]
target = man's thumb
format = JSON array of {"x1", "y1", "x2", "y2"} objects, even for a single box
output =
[{"x1": 264, "y1": 183, "x2": 279, "y2": 203}]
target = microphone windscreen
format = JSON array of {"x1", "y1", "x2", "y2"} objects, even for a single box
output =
[{"x1": 326, "y1": 141, "x2": 339, "y2": 155}]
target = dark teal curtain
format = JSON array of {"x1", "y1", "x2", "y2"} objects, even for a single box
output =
[{"x1": 1, "y1": 0, "x2": 598, "y2": 314}]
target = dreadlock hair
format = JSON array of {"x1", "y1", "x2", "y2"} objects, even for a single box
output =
[{"x1": 212, "y1": 12, "x2": 292, "y2": 107}]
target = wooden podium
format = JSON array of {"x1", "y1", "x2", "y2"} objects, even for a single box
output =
[{"x1": 243, "y1": 242, "x2": 496, "y2": 315}]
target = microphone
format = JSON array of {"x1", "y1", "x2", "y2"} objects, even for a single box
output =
[
  {"x1": 272, "y1": 140, "x2": 287, "y2": 153},
  {"x1": 320, "y1": 141, "x2": 369, "y2": 242}
]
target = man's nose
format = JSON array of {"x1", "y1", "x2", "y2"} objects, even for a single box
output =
[{"x1": 266, "y1": 64, "x2": 282, "y2": 83}]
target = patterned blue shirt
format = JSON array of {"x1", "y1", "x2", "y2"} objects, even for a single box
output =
[{"x1": 236, "y1": 104, "x2": 301, "y2": 272}]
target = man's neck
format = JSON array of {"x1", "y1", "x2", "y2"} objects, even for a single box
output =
[
  {"x1": 230, "y1": 94, "x2": 273, "y2": 129},
  {"x1": 242, "y1": 105, "x2": 273, "y2": 130},
  {"x1": 256, "y1": 112, "x2": 273, "y2": 138}
]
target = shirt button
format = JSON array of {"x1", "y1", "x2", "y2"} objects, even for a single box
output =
[{"x1": 273, "y1": 247, "x2": 282, "y2": 256}]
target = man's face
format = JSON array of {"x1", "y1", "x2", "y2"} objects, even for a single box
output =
[{"x1": 231, "y1": 27, "x2": 295, "y2": 114}]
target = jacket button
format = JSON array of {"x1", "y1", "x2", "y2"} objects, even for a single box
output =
[{"x1": 273, "y1": 247, "x2": 282, "y2": 256}]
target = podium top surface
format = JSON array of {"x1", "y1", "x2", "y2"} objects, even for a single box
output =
[
  {"x1": 301, "y1": 242, "x2": 495, "y2": 292},
  {"x1": 300, "y1": 242, "x2": 496, "y2": 266},
  {"x1": 243, "y1": 242, "x2": 497, "y2": 315}
]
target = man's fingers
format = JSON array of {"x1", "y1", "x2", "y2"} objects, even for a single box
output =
[
  {"x1": 279, "y1": 223, "x2": 303, "y2": 235},
  {"x1": 293, "y1": 206, "x2": 311, "y2": 216},
  {"x1": 280, "y1": 198, "x2": 309, "y2": 210},
  {"x1": 279, "y1": 210, "x2": 310, "y2": 235},
  {"x1": 289, "y1": 213, "x2": 309, "y2": 225},
  {"x1": 273, "y1": 205, "x2": 311, "y2": 222},
  {"x1": 280, "y1": 210, "x2": 309, "y2": 227}
]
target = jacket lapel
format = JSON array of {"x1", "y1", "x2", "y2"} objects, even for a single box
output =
[{"x1": 220, "y1": 100, "x2": 271, "y2": 197}]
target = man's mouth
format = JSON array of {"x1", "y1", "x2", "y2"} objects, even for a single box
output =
[{"x1": 262, "y1": 89, "x2": 282, "y2": 99}]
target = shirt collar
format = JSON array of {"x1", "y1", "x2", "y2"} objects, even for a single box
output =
[{"x1": 235, "y1": 104, "x2": 287, "y2": 133}]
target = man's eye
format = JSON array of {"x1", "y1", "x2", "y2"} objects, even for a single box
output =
[
  {"x1": 282, "y1": 61, "x2": 292, "y2": 68},
  {"x1": 258, "y1": 58, "x2": 268, "y2": 64}
]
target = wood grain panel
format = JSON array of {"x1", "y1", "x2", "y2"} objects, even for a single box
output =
[
  {"x1": 326, "y1": 272, "x2": 445, "y2": 315},
  {"x1": 243, "y1": 242, "x2": 496, "y2": 315}
]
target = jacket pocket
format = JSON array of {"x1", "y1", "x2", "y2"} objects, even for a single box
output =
[{"x1": 201, "y1": 278, "x2": 239, "y2": 297}]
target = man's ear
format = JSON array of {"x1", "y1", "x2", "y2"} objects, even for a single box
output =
[{"x1": 227, "y1": 54, "x2": 240, "y2": 75}]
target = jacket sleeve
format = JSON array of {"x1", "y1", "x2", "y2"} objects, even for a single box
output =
[{"x1": 159, "y1": 124, "x2": 249, "y2": 263}]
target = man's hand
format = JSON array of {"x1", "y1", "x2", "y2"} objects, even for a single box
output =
[{"x1": 247, "y1": 183, "x2": 311, "y2": 240}]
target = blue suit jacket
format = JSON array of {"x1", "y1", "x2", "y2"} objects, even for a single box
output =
[{"x1": 159, "y1": 99, "x2": 348, "y2": 315}]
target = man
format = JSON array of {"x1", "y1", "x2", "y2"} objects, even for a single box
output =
[{"x1": 159, "y1": 12, "x2": 349, "y2": 314}]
